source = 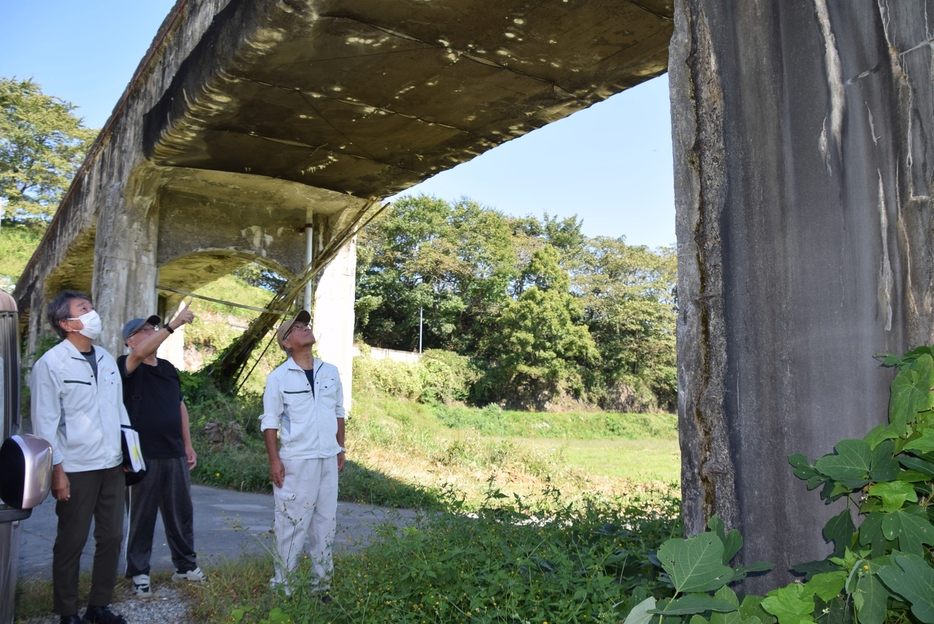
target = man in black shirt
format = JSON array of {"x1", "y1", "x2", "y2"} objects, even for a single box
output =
[{"x1": 118, "y1": 303, "x2": 204, "y2": 599}]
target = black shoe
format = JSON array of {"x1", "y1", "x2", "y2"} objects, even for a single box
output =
[
  {"x1": 60, "y1": 615, "x2": 85, "y2": 624},
  {"x1": 320, "y1": 593, "x2": 332, "y2": 604},
  {"x1": 83, "y1": 605, "x2": 126, "y2": 624}
]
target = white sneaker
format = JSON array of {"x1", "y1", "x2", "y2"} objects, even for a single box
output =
[
  {"x1": 132, "y1": 574, "x2": 153, "y2": 599},
  {"x1": 171, "y1": 567, "x2": 206, "y2": 583}
]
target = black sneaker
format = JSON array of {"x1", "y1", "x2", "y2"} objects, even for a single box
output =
[{"x1": 83, "y1": 605, "x2": 126, "y2": 624}]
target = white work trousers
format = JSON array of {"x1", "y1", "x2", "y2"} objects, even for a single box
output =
[{"x1": 271, "y1": 456, "x2": 339, "y2": 588}]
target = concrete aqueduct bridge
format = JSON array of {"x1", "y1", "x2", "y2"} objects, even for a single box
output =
[{"x1": 13, "y1": 0, "x2": 934, "y2": 591}]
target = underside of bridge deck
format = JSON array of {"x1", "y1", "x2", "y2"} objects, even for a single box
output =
[{"x1": 145, "y1": 0, "x2": 672, "y2": 197}]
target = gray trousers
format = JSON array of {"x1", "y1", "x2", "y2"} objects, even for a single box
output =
[
  {"x1": 124, "y1": 457, "x2": 197, "y2": 577},
  {"x1": 53, "y1": 465, "x2": 125, "y2": 616}
]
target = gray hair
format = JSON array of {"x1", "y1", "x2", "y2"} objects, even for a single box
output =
[{"x1": 47, "y1": 290, "x2": 90, "y2": 339}]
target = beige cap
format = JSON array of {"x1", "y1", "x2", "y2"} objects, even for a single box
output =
[{"x1": 276, "y1": 310, "x2": 311, "y2": 349}]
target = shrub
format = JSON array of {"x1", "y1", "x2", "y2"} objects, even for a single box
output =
[
  {"x1": 353, "y1": 356, "x2": 422, "y2": 399},
  {"x1": 418, "y1": 349, "x2": 478, "y2": 404}
]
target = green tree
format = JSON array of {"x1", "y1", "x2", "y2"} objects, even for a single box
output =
[
  {"x1": 0, "y1": 77, "x2": 96, "y2": 222},
  {"x1": 477, "y1": 245, "x2": 599, "y2": 409},
  {"x1": 576, "y1": 237, "x2": 677, "y2": 411},
  {"x1": 355, "y1": 195, "x2": 516, "y2": 352}
]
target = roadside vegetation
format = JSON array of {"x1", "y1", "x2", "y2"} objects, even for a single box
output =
[
  {"x1": 181, "y1": 354, "x2": 679, "y2": 510},
  {"x1": 15, "y1": 359, "x2": 682, "y2": 623}
]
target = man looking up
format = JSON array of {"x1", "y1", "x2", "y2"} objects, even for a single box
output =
[
  {"x1": 119, "y1": 302, "x2": 204, "y2": 598},
  {"x1": 261, "y1": 310, "x2": 346, "y2": 600},
  {"x1": 31, "y1": 291, "x2": 129, "y2": 624}
]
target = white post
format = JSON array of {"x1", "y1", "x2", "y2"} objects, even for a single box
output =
[{"x1": 303, "y1": 215, "x2": 314, "y2": 312}]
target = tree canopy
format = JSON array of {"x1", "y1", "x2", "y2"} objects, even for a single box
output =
[
  {"x1": 0, "y1": 77, "x2": 96, "y2": 222},
  {"x1": 356, "y1": 195, "x2": 677, "y2": 411}
]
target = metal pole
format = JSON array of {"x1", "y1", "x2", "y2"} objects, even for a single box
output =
[
  {"x1": 303, "y1": 221, "x2": 314, "y2": 311},
  {"x1": 419, "y1": 306, "x2": 423, "y2": 354}
]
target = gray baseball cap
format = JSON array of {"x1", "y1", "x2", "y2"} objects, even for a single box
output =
[{"x1": 122, "y1": 315, "x2": 161, "y2": 343}]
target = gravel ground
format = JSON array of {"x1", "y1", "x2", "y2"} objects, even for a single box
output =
[{"x1": 22, "y1": 586, "x2": 193, "y2": 624}]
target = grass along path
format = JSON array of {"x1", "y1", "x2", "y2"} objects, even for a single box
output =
[{"x1": 186, "y1": 390, "x2": 681, "y2": 510}]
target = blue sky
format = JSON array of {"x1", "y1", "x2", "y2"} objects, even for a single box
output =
[{"x1": 1, "y1": 1, "x2": 675, "y2": 248}]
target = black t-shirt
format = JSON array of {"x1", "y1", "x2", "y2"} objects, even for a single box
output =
[{"x1": 117, "y1": 355, "x2": 186, "y2": 459}]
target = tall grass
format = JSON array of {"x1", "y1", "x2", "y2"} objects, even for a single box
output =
[
  {"x1": 183, "y1": 487, "x2": 682, "y2": 623},
  {"x1": 184, "y1": 383, "x2": 679, "y2": 512}
]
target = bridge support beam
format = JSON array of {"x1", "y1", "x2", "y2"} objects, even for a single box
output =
[
  {"x1": 671, "y1": 0, "x2": 934, "y2": 589},
  {"x1": 92, "y1": 169, "x2": 162, "y2": 357},
  {"x1": 313, "y1": 237, "x2": 357, "y2": 411}
]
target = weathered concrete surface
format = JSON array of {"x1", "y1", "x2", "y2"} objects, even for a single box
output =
[
  {"x1": 144, "y1": 0, "x2": 673, "y2": 194},
  {"x1": 14, "y1": 0, "x2": 672, "y2": 383},
  {"x1": 313, "y1": 236, "x2": 357, "y2": 410},
  {"x1": 671, "y1": 0, "x2": 933, "y2": 589}
]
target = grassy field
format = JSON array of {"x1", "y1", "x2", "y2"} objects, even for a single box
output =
[
  {"x1": 184, "y1": 385, "x2": 681, "y2": 512},
  {"x1": 521, "y1": 438, "x2": 680, "y2": 483}
]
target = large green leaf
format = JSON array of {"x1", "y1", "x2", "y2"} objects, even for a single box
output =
[
  {"x1": 657, "y1": 533, "x2": 735, "y2": 593},
  {"x1": 822, "y1": 509, "x2": 855, "y2": 557},
  {"x1": 623, "y1": 596, "x2": 656, "y2": 624},
  {"x1": 889, "y1": 354, "x2": 934, "y2": 429},
  {"x1": 864, "y1": 424, "x2": 901, "y2": 449},
  {"x1": 880, "y1": 509, "x2": 934, "y2": 555},
  {"x1": 738, "y1": 595, "x2": 769, "y2": 624},
  {"x1": 805, "y1": 570, "x2": 846, "y2": 602},
  {"x1": 898, "y1": 457, "x2": 934, "y2": 477},
  {"x1": 814, "y1": 439, "x2": 871, "y2": 482},
  {"x1": 761, "y1": 584, "x2": 815, "y2": 624},
  {"x1": 708, "y1": 515, "x2": 742, "y2": 564},
  {"x1": 716, "y1": 587, "x2": 768, "y2": 624},
  {"x1": 876, "y1": 552, "x2": 934, "y2": 623},
  {"x1": 789, "y1": 454, "x2": 819, "y2": 480},
  {"x1": 649, "y1": 595, "x2": 737, "y2": 616},
  {"x1": 868, "y1": 481, "x2": 917, "y2": 512},
  {"x1": 854, "y1": 573, "x2": 889, "y2": 624},
  {"x1": 868, "y1": 440, "x2": 899, "y2": 481},
  {"x1": 813, "y1": 596, "x2": 852, "y2": 624},
  {"x1": 857, "y1": 513, "x2": 888, "y2": 558},
  {"x1": 903, "y1": 428, "x2": 934, "y2": 454}
]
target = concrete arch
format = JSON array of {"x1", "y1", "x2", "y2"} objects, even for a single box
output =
[{"x1": 156, "y1": 249, "x2": 294, "y2": 310}]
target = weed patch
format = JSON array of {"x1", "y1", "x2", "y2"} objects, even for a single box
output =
[{"x1": 183, "y1": 488, "x2": 682, "y2": 623}]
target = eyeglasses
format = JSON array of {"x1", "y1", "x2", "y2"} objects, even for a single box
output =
[
  {"x1": 284, "y1": 322, "x2": 308, "y2": 341},
  {"x1": 129, "y1": 325, "x2": 157, "y2": 339}
]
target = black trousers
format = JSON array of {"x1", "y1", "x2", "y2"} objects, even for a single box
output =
[
  {"x1": 53, "y1": 465, "x2": 125, "y2": 616},
  {"x1": 124, "y1": 456, "x2": 197, "y2": 577}
]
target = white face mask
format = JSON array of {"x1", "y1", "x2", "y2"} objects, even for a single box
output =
[{"x1": 68, "y1": 310, "x2": 102, "y2": 340}]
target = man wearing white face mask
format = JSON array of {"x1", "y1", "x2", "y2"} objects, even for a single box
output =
[{"x1": 31, "y1": 290, "x2": 131, "y2": 624}]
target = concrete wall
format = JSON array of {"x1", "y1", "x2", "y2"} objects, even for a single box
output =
[
  {"x1": 352, "y1": 345, "x2": 422, "y2": 364},
  {"x1": 671, "y1": 0, "x2": 933, "y2": 590}
]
